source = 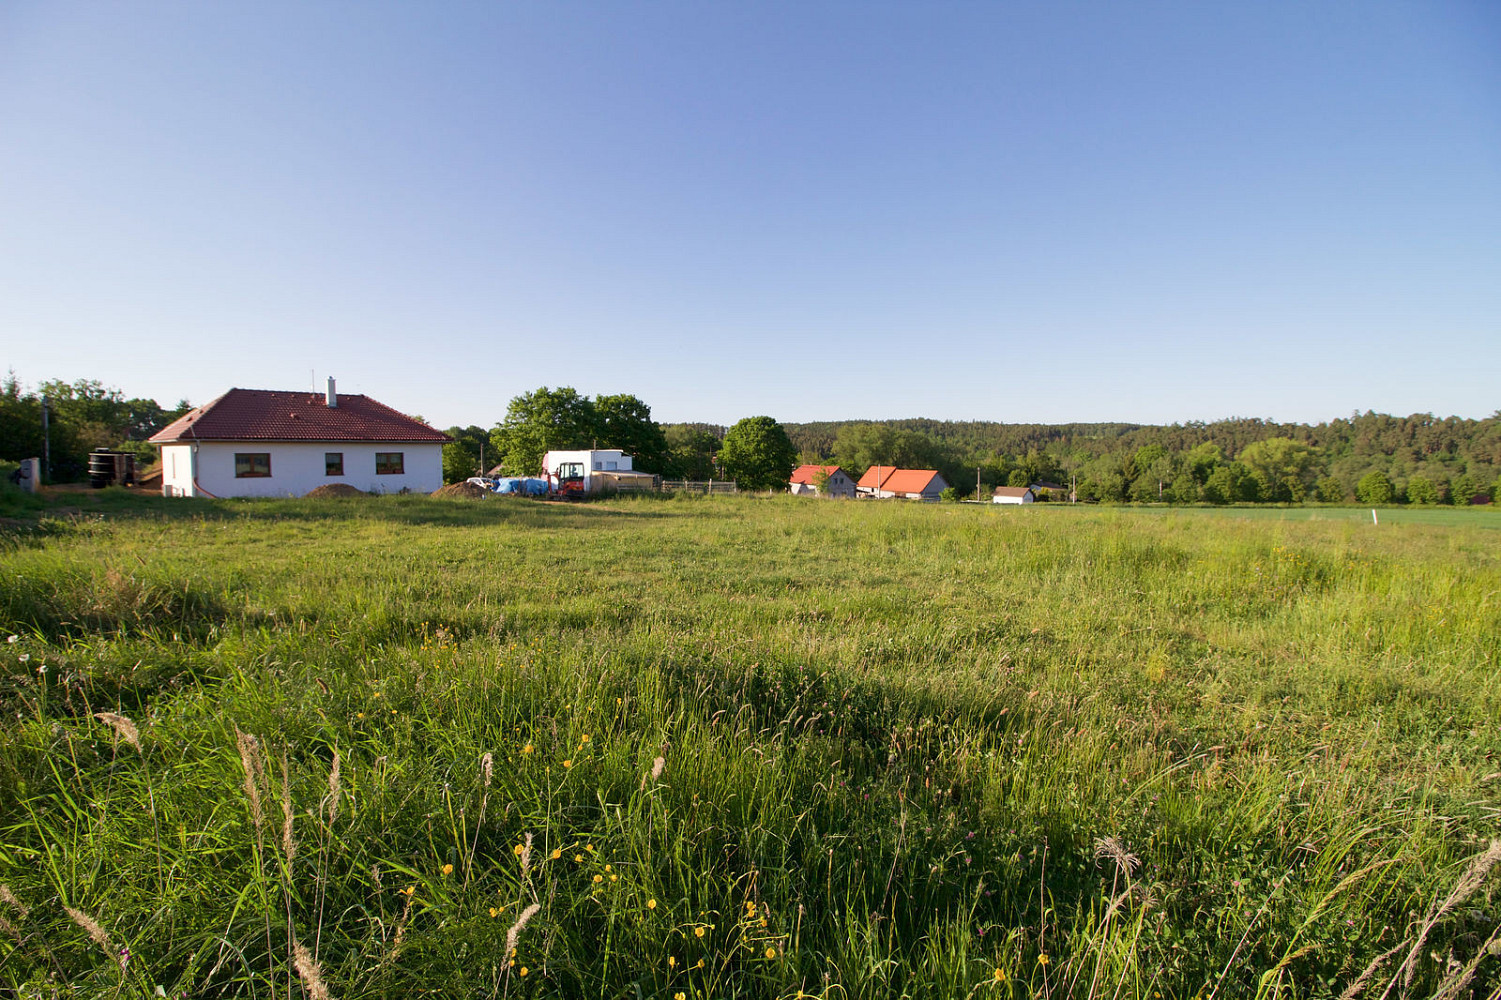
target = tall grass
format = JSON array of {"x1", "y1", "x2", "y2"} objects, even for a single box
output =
[{"x1": 0, "y1": 495, "x2": 1497, "y2": 997}]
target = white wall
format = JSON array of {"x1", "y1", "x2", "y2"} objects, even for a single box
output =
[
  {"x1": 160, "y1": 442, "x2": 443, "y2": 497},
  {"x1": 542, "y1": 449, "x2": 634, "y2": 493}
]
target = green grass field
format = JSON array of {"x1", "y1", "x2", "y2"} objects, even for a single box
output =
[{"x1": 1, "y1": 493, "x2": 1498, "y2": 999}]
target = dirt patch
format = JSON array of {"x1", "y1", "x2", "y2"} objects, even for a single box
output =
[
  {"x1": 303, "y1": 483, "x2": 369, "y2": 498},
  {"x1": 430, "y1": 482, "x2": 491, "y2": 499}
]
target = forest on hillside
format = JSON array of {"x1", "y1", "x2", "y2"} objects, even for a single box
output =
[{"x1": 771, "y1": 412, "x2": 1501, "y2": 504}]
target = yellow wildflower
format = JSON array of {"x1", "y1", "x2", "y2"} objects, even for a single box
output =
[
  {"x1": 519, "y1": 967, "x2": 528, "y2": 977},
  {"x1": 604, "y1": 864, "x2": 612, "y2": 872},
  {"x1": 513, "y1": 844, "x2": 524, "y2": 856},
  {"x1": 489, "y1": 907, "x2": 498, "y2": 918},
  {"x1": 667, "y1": 956, "x2": 676, "y2": 968},
  {"x1": 765, "y1": 946, "x2": 777, "y2": 959},
  {"x1": 586, "y1": 843, "x2": 594, "y2": 852},
  {"x1": 993, "y1": 968, "x2": 1006, "y2": 982},
  {"x1": 1038, "y1": 954, "x2": 1050, "y2": 966},
  {"x1": 441, "y1": 863, "x2": 453, "y2": 875},
  {"x1": 593, "y1": 874, "x2": 603, "y2": 884},
  {"x1": 522, "y1": 744, "x2": 534, "y2": 754},
  {"x1": 563, "y1": 759, "x2": 573, "y2": 769},
  {"x1": 551, "y1": 848, "x2": 562, "y2": 860},
  {"x1": 610, "y1": 874, "x2": 618, "y2": 882},
  {"x1": 694, "y1": 926, "x2": 705, "y2": 938},
  {"x1": 575, "y1": 854, "x2": 584, "y2": 863},
  {"x1": 580, "y1": 733, "x2": 590, "y2": 743},
  {"x1": 647, "y1": 899, "x2": 657, "y2": 909},
  {"x1": 675, "y1": 994, "x2": 685, "y2": 1000}
]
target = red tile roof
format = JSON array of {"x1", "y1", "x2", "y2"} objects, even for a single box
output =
[
  {"x1": 856, "y1": 467, "x2": 945, "y2": 494},
  {"x1": 789, "y1": 464, "x2": 848, "y2": 485},
  {"x1": 149, "y1": 388, "x2": 451, "y2": 444}
]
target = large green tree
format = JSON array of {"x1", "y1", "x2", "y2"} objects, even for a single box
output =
[
  {"x1": 489, "y1": 388, "x2": 669, "y2": 475},
  {"x1": 720, "y1": 416, "x2": 798, "y2": 491},
  {"x1": 595, "y1": 394, "x2": 669, "y2": 473},
  {"x1": 1236, "y1": 437, "x2": 1319, "y2": 502},
  {"x1": 489, "y1": 387, "x2": 599, "y2": 475}
]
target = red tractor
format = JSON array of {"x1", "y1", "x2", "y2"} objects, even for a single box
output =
[{"x1": 549, "y1": 460, "x2": 587, "y2": 499}]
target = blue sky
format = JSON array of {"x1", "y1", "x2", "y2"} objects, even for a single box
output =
[{"x1": 2, "y1": 2, "x2": 1498, "y2": 429}]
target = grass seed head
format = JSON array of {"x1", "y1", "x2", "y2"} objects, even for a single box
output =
[
  {"x1": 481, "y1": 751, "x2": 493, "y2": 789},
  {"x1": 93, "y1": 712, "x2": 141, "y2": 751},
  {"x1": 504, "y1": 902, "x2": 541, "y2": 958},
  {"x1": 1094, "y1": 836, "x2": 1141, "y2": 880},
  {"x1": 279, "y1": 753, "x2": 298, "y2": 864},
  {"x1": 66, "y1": 907, "x2": 121, "y2": 968},
  {"x1": 327, "y1": 748, "x2": 342, "y2": 825},
  {"x1": 0, "y1": 885, "x2": 26, "y2": 918},
  {"x1": 235, "y1": 729, "x2": 265, "y2": 830},
  {"x1": 292, "y1": 939, "x2": 332, "y2": 1000}
]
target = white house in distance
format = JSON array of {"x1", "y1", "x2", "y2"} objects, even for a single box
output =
[
  {"x1": 856, "y1": 467, "x2": 950, "y2": 501},
  {"x1": 789, "y1": 464, "x2": 857, "y2": 498},
  {"x1": 541, "y1": 449, "x2": 635, "y2": 493},
  {"x1": 149, "y1": 380, "x2": 450, "y2": 498},
  {"x1": 992, "y1": 486, "x2": 1036, "y2": 504}
]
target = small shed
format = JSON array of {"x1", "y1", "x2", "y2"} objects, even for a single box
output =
[{"x1": 992, "y1": 486, "x2": 1036, "y2": 504}]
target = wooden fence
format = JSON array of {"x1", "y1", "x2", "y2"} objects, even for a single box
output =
[{"x1": 659, "y1": 480, "x2": 739, "y2": 495}]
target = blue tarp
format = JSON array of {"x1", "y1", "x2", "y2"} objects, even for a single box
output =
[{"x1": 494, "y1": 477, "x2": 550, "y2": 496}]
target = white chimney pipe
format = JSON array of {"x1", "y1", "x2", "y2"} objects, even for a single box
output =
[{"x1": 326, "y1": 377, "x2": 337, "y2": 407}]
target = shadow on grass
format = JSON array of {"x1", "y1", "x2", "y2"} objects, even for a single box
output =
[{"x1": 2, "y1": 488, "x2": 674, "y2": 532}]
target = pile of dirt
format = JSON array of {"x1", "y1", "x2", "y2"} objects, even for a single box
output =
[
  {"x1": 430, "y1": 481, "x2": 490, "y2": 499},
  {"x1": 303, "y1": 483, "x2": 369, "y2": 498}
]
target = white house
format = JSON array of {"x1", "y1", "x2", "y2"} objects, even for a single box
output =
[
  {"x1": 149, "y1": 380, "x2": 449, "y2": 498},
  {"x1": 992, "y1": 486, "x2": 1036, "y2": 504},
  {"x1": 540, "y1": 449, "x2": 635, "y2": 494},
  {"x1": 789, "y1": 464, "x2": 857, "y2": 498}
]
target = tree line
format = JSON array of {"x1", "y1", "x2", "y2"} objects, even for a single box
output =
[
  {"x1": 0, "y1": 374, "x2": 190, "y2": 482},
  {"x1": 782, "y1": 413, "x2": 1501, "y2": 504},
  {"x1": 5, "y1": 372, "x2": 1496, "y2": 504}
]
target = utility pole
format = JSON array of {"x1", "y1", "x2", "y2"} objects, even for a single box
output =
[
  {"x1": 41, "y1": 395, "x2": 50, "y2": 484},
  {"x1": 976, "y1": 466, "x2": 982, "y2": 501}
]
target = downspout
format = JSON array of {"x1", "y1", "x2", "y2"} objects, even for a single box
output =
[{"x1": 188, "y1": 436, "x2": 219, "y2": 499}]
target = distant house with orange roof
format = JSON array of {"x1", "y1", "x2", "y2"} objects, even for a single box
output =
[
  {"x1": 856, "y1": 466, "x2": 949, "y2": 501},
  {"x1": 789, "y1": 464, "x2": 857, "y2": 498}
]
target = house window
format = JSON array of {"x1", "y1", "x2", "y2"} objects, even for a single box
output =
[
  {"x1": 375, "y1": 452, "x2": 404, "y2": 475},
  {"x1": 325, "y1": 452, "x2": 344, "y2": 476},
  {"x1": 235, "y1": 453, "x2": 271, "y2": 478}
]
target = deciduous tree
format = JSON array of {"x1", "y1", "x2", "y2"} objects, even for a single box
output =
[
  {"x1": 720, "y1": 416, "x2": 797, "y2": 491},
  {"x1": 489, "y1": 387, "x2": 598, "y2": 474},
  {"x1": 1356, "y1": 471, "x2": 1394, "y2": 504}
]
